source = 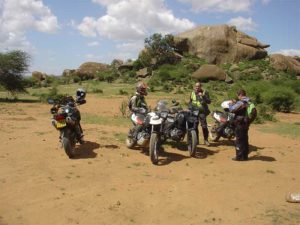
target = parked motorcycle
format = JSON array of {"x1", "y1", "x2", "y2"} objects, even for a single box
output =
[
  {"x1": 48, "y1": 96, "x2": 86, "y2": 158},
  {"x1": 210, "y1": 100, "x2": 235, "y2": 142},
  {"x1": 126, "y1": 110, "x2": 153, "y2": 149},
  {"x1": 148, "y1": 100, "x2": 199, "y2": 165}
]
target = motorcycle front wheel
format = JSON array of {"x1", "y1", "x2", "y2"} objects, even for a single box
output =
[
  {"x1": 187, "y1": 130, "x2": 197, "y2": 157},
  {"x1": 126, "y1": 138, "x2": 136, "y2": 149},
  {"x1": 149, "y1": 133, "x2": 160, "y2": 165}
]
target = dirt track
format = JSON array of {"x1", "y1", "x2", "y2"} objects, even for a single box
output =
[{"x1": 0, "y1": 95, "x2": 300, "y2": 225}]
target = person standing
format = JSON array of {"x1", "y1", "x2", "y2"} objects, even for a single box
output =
[
  {"x1": 189, "y1": 82, "x2": 211, "y2": 146},
  {"x1": 229, "y1": 89, "x2": 250, "y2": 161}
]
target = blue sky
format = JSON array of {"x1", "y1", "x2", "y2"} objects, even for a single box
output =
[{"x1": 0, "y1": 0, "x2": 299, "y2": 75}]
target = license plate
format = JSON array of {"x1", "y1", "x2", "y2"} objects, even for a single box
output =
[{"x1": 55, "y1": 120, "x2": 66, "y2": 128}]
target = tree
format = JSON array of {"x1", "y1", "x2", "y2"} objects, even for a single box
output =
[
  {"x1": 141, "y1": 33, "x2": 179, "y2": 67},
  {"x1": 0, "y1": 50, "x2": 31, "y2": 95}
]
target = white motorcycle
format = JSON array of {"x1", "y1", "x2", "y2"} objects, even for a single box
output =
[{"x1": 210, "y1": 100, "x2": 235, "y2": 142}]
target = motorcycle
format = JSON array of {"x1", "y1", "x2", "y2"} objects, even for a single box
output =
[
  {"x1": 126, "y1": 109, "x2": 153, "y2": 149},
  {"x1": 48, "y1": 96, "x2": 86, "y2": 158},
  {"x1": 148, "y1": 100, "x2": 199, "y2": 165},
  {"x1": 210, "y1": 100, "x2": 235, "y2": 142}
]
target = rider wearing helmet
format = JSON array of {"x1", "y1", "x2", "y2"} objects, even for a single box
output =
[
  {"x1": 75, "y1": 88, "x2": 86, "y2": 144},
  {"x1": 128, "y1": 82, "x2": 148, "y2": 140}
]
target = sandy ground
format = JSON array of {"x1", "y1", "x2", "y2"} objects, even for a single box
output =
[{"x1": 0, "y1": 95, "x2": 300, "y2": 225}]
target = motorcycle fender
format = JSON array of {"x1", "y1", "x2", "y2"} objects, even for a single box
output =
[
  {"x1": 149, "y1": 117, "x2": 163, "y2": 125},
  {"x1": 212, "y1": 112, "x2": 222, "y2": 122}
]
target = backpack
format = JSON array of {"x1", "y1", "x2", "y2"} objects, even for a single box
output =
[{"x1": 247, "y1": 101, "x2": 257, "y2": 124}]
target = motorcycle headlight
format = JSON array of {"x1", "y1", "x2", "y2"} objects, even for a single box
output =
[{"x1": 65, "y1": 108, "x2": 70, "y2": 113}]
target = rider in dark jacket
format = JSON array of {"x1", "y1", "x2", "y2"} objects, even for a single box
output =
[
  {"x1": 189, "y1": 82, "x2": 211, "y2": 146},
  {"x1": 229, "y1": 89, "x2": 250, "y2": 161}
]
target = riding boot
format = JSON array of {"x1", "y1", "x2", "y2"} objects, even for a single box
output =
[{"x1": 202, "y1": 127, "x2": 209, "y2": 141}]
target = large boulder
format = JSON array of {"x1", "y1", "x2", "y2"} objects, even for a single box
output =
[
  {"x1": 270, "y1": 54, "x2": 300, "y2": 75},
  {"x1": 176, "y1": 25, "x2": 269, "y2": 64},
  {"x1": 76, "y1": 62, "x2": 109, "y2": 79},
  {"x1": 136, "y1": 68, "x2": 150, "y2": 78},
  {"x1": 118, "y1": 62, "x2": 134, "y2": 71},
  {"x1": 191, "y1": 64, "x2": 227, "y2": 81},
  {"x1": 111, "y1": 59, "x2": 124, "y2": 68},
  {"x1": 62, "y1": 69, "x2": 76, "y2": 77},
  {"x1": 32, "y1": 71, "x2": 47, "y2": 81}
]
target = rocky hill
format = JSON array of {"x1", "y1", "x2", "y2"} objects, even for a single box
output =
[{"x1": 175, "y1": 24, "x2": 269, "y2": 64}]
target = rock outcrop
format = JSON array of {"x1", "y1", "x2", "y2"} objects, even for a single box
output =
[
  {"x1": 136, "y1": 68, "x2": 150, "y2": 78},
  {"x1": 175, "y1": 24, "x2": 269, "y2": 64},
  {"x1": 76, "y1": 62, "x2": 109, "y2": 79},
  {"x1": 191, "y1": 64, "x2": 227, "y2": 81},
  {"x1": 32, "y1": 71, "x2": 47, "y2": 81},
  {"x1": 270, "y1": 54, "x2": 300, "y2": 75},
  {"x1": 62, "y1": 69, "x2": 76, "y2": 77}
]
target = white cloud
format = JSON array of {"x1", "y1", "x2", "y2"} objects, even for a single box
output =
[
  {"x1": 116, "y1": 41, "x2": 144, "y2": 52},
  {"x1": 87, "y1": 41, "x2": 100, "y2": 46},
  {"x1": 0, "y1": 0, "x2": 59, "y2": 51},
  {"x1": 77, "y1": 17, "x2": 97, "y2": 37},
  {"x1": 77, "y1": 0, "x2": 195, "y2": 41},
  {"x1": 227, "y1": 16, "x2": 257, "y2": 31},
  {"x1": 274, "y1": 49, "x2": 300, "y2": 57},
  {"x1": 177, "y1": 0, "x2": 252, "y2": 12}
]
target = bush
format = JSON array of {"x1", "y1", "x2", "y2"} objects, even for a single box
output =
[
  {"x1": 36, "y1": 86, "x2": 65, "y2": 102},
  {"x1": 119, "y1": 89, "x2": 128, "y2": 95},
  {"x1": 119, "y1": 100, "x2": 129, "y2": 117},
  {"x1": 263, "y1": 87, "x2": 297, "y2": 112},
  {"x1": 255, "y1": 104, "x2": 276, "y2": 123},
  {"x1": 162, "y1": 83, "x2": 173, "y2": 92}
]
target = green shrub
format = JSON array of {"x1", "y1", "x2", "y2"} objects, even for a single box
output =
[
  {"x1": 119, "y1": 89, "x2": 128, "y2": 95},
  {"x1": 72, "y1": 75, "x2": 81, "y2": 83},
  {"x1": 255, "y1": 104, "x2": 276, "y2": 123},
  {"x1": 119, "y1": 100, "x2": 129, "y2": 117},
  {"x1": 37, "y1": 86, "x2": 65, "y2": 102},
  {"x1": 263, "y1": 87, "x2": 296, "y2": 112},
  {"x1": 162, "y1": 83, "x2": 173, "y2": 92}
]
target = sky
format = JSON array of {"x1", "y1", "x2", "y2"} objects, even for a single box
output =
[{"x1": 0, "y1": 0, "x2": 299, "y2": 75}]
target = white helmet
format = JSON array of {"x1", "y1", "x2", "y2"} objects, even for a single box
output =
[{"x1": 221, "y1": 100, "x2": 232, "y2": 110}]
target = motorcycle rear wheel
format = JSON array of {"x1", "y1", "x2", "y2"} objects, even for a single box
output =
[
  {"x1": 149, "y1": 133, "x2": 159, "y2": 165},
  {"x1": 187, "y1": 130, "x2": 197, "y2": 157}
]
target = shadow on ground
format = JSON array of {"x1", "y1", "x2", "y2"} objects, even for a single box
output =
[
  {"x1": 157, "y1": 151, "x2": 190, "y2": 166},
  {"x1": 249, "y1": 155, "x2": 276, "y2": 162},
  {"x1": 73, "y1": 141, "x2": 100, "y2": 159},
  {"x1": 194, "y1": 147, "x2": 219, "y2": 159}
]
